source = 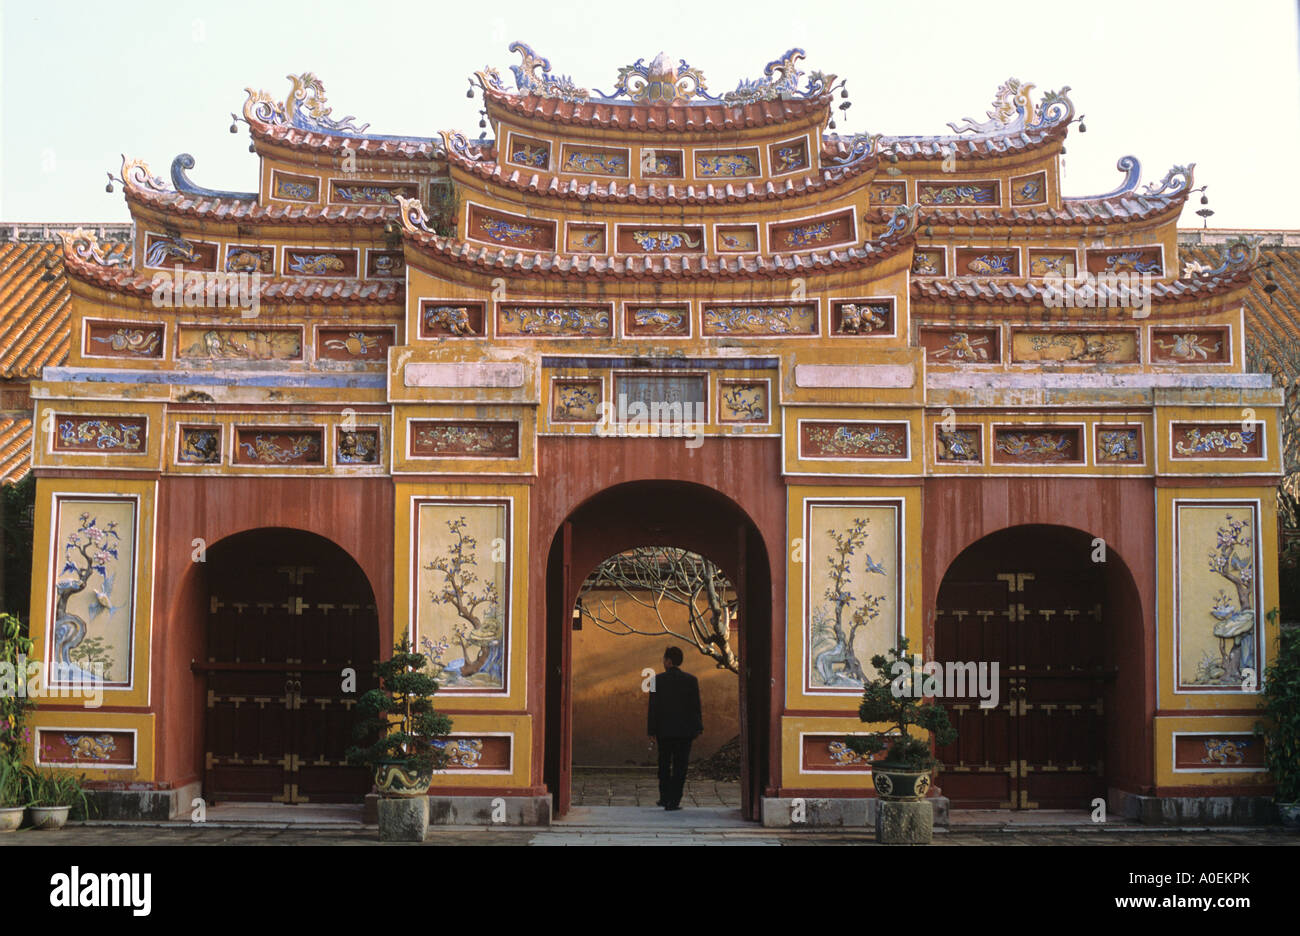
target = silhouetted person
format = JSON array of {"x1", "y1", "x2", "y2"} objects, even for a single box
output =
[{"x1": 647, "y1": 646, "x2": 703, "y2": 811}]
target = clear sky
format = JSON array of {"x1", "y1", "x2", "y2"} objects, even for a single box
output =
[{"x1": 2, "y1": 0, "x2": 1297, "y2": 228}]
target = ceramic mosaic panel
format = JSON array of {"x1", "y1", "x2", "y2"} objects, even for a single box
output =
[
  {"x1": 769, "y1": 210, "x2": 855, "y2": 251},
  {"x1": 870, "y1": 182, "x2": 907, "y2": 206},
  {"x1": 84, "y1": 322, "x2": 164, "y2": 359},
  {"x1": 284, "y1": 248, "x2": 358, "y2": 277},
  {"x1": 1174, "y1": 501, "x2": 1262, "y2": 691},
  {"x1": 1027, "y1": 249, "x2": 1076, "y2": 277},
  {"x1": 414, "y1": 500, "x2": 511, "y2": 692},
  {"x1": 177, "y1": 426, "x2": 222, "y2": 465},
  {"x1": 224, "y1": 245, "x2": 275, "y2": 274},
  {"x1": 365, "y1": 251, "x2": 406, "y2": 278},
  {"x1": 992, "y1": 427, "x2": 1082, "y2": 464},
  {"x1": 233, "y1": 428, "x2": 325, "y2": 466},
  {"x1": 917, "y1": 181, "x2": 999, "y2": 206},
  {"x1": 142, "y1": 233, "x2": 219, "y2": 271},
  {"x1": 640, "y1": 148, "x2": 684, "y2": 178},
  {"x1": 1171, "y1": 424, "x2": 1264, "y2": 459},
  {"x1": 717, "y1": 381, "x2": 769, "y2": 424},
  {"x1": 955, "y1": 248, "x2": 1019, "y2": 276},
  {"x1": 1095, "y1": 426, "x2": 1144, "y2": 464},
  {"x1": 336, "y1": 428, "x2": 380, "y2": 465},
  {"x1": 435, "y1": 735, "x2": 512, "y2": 770},
  {"x1": 715, "y1": 225, "x2": 758, "y2": 253},
  {"x1": 177, "y1": 327, "x2": 302, "y2": 360},
  {"x1": 800, "y1": 421, "x2": 908, "y2": 459},
  {"x1": 919, "y1": 328, "x2": 1000, "y2": 364},
  {"x1": 409, "y1": 421, "x2": 520, "y2": 458},
  {"x1": 551, "y1": 379, "x2": 603, "y2": 422},
  {"x1": 1010, "y1": 171, "x2": 1047, "y2": 205},
  {"x1": 53, "y1": 416, "x2": 146, "y2": 453},
  {"x1": 1085, "y1": 246, "x2": 1163, "y2": 275},
  {"x1": 804, "y1": 500, "x2": 902, "y2": 691},
  {"x1": 329, "y1": 180, "x2": 417, "y2": 205},
  {"x1": 769, "y1": 138, "x2": 810, "y2": 174},
  {"x1": 624, "y1": 304, "x2": 690, "y2": 337},
  {"x1": 560, "y1": 144, "x2": 630, "y2": 177},
  {"x1": 468, "y1": 205, "x2": 557, "y2": 250},
  {"x1": 1173, "y1": 733, "x2": 1265, "y2": 770},
  {"x1": 507, "y1": 134, "x2": 551, "y2": 170},
  {"x1": 36, "y1": 729, "x2": 135, "y2": 768},
  {"x1": 616, "y1": 225, "x2": 705, "y2": 254},
  {"x1": 566, "y1": 224, "x2": 606, "y2": 253},
  {"x1": 935, "y1": 427, "x2": 981, "y2": 463},
  {"x1": 831, "y1": 299, "x2": 893, "y2": 336},
  {"x1": 701, "y1": 303, "x2": 818, "y2": 336},
  {"x1": 801, "y1": 735, "x2": 886, "y2": 772},
  {"x1": 911, "y1": 249, "x2": 945, "y2": 276},
  {"x1": 694, "y1": 148, "x2": 760, "y2": 178},
  {"x1": 272, "y1": 171, "x2": 320, "y2": 202},
  {"x1": 1010, "y1": 329, "x2": 1139, "y2": 364},
  {"x1": 316, "y1": 327, "x2": 395, "y2": 361},
  {"x1": 47, "y1": 496, "x2": 138, "y2": 687},
  {"x1": 497, "y1": 304, "x2": 612, "y2": 338},
  {"x1": 1151, "y1": 328, "x2": 1229, "y2": 364},
  {"x1": 421, "y1": 302, "x2": 486, "y2": 338}
]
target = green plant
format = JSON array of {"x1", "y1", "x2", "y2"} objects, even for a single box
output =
[
  {"x1": 346, "y1": 638, "x2": 452, "y2": 776},
  {"x1": 0, "y1": 760, "x2": 25, "y2": 808},
  {"x1": 23, "y1": 768, "x2": 88, "y2": 812},
  {"x1": 844, "y1": 637, "x2": 958, "y2": 770},
  {"x1": 1256, "y1": 609, "x2": 1300, "y2": 802},
  {"x1": 0, "y1": 611, "x2": 35, "y2": 765}
]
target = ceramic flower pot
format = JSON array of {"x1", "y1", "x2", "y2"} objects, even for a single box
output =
[
  {"x1": 28, "y1": 805, "x2": 71, "y2": 830},
  {"x1": 872, "y1": 765, "x2": 932, "y2": 802},
  {"x1": 374, "y1": 761, "x2": 432, "y2": 797},
  {"x1": 0, "y1": 807, "x2": 24, "y2": 832}
]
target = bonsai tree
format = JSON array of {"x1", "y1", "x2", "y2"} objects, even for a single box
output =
[
  {"x1": 844, "y1": 637, "x2": 957, "y2": 770},
  {"x1": 1256, "y1": 611, "x2": 1300, "y2": 806},
  {"x1": 346, "y1": 638, "x2": 453, "y2": 778}
]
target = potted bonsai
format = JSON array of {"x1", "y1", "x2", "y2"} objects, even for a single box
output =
[
  {"x1": 347, "y1": 638, "x2": 453, "y2": 797},
  {"x1": 1256, "y1": 611, "x2": 1300, "y2": 830},
  {"x1": 0, "y1": 761, "x2": 25, "y2": 832},
  {"x1": 844, "y1": 637, "x2": 958, "y2": 802},
  {"x1": 23, "y1": 769, "x2": 88, "y2": 830}
]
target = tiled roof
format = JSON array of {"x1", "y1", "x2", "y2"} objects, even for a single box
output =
[
  {"x1": 248, "y1": 120, "x2": 441, "y2": 161},
  {"x1": 449, "y1": 149, "x2": 872, "y2": 205},
  {"x1": 483, "y1": 85, "x2": 830, "y2": 133},
  {"x1": 125, "y1": 184, "x2": 398, "y2": 224},
  {"x1": 911, "y1": 266, "x2": 1253, "y2": 310},
  {"x1": 0, "y1": 243, "x2": 71, "y2": 379},
  {"x1": 0, "y1": 417, "x2": 31, "y2": 485},
  {"x1": 825, "y1": 124, "x2": 1067, "y2": 163},
  {"x1": 877, "y1": 190, "x2": 1185, "y2": 229}
]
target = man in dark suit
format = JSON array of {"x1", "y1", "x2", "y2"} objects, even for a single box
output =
[{"x1": 647, "y1": 646, "x2": 703, "y2": 811}]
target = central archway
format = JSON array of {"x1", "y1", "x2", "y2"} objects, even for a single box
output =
[{"x1": 543, "y1": 481, "x2": 772, "y2": 819}]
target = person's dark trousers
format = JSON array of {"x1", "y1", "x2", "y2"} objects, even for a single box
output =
[{"x1": 657, "y1": 736, "x2": 692, "y2": 808}]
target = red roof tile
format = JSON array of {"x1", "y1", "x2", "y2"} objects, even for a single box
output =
[{"x1": 0, "y1": 416, "x2": 31, "y2": 485}]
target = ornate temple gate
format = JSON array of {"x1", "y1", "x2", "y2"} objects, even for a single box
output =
[
  {"x1": 935, "y1": 526, "x2": 1109, "y2": 809},
  {"x1": 198, "y1": 529, "x2": 379, "y2": 803}
]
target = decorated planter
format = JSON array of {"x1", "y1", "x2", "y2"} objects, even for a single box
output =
[
  {"x1": 0, "y1": 807, "x2": 24, "y2": 832},
  {"x1": 28, "y1": 806, "x2": 72, "y2": 830},
  {"x1": 374, "y1": 761, "x2": 433, "y2": 798},
  {"x1": 872, "y1": 765, "x2": 932, "y2": 802}
]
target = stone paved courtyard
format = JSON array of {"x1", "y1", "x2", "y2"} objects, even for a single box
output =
[{"x1": 571, "y1": 767, "x2": 741, "y2": 807}]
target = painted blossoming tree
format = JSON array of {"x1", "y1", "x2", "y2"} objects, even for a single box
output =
[
  {"x1": 813, "y1": 517, "x2": 887, "y2": 688},
  {"x1": 423, "y1": 517, "x2": 502, "y2": 686},
  {"x1": 1206, "y1": 513, "x2": 1255, "y2": 685},
  {"x1": 53, "y1": 512, "x2": 120, "y2": 682}
]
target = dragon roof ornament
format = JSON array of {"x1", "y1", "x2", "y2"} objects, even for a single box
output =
[
  {"x1": 1142, "y1": 163, "x2": 1195, "y2": 198},
  {"x1": 170, "y1": 154, "x2": 258, "y2": 201},
  {"x1": 947, "y1": 78, "x2": 1075, "y2": 135},
  {"x1": 880, "y1": 204, "x2": 920, "y2": 242},
  {"x1": 396, "y1": 196, "x2": 433, "y2": 236},
  {"x1": 56, "y1": 227, "x2": 130, "y2": 268},
  {"x1": 474, "y1": 42, "x2": 837, "y2": 106},
  {"x1": 242, "y1": 73, "x2": 371, "y2": 135},
  {"x1": 1064, "y1": 155, "x2": 1141, "y2": 202}
]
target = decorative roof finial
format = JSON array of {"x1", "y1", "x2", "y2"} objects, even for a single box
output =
[
  {"x1": 947, "y1": 79, "x2": 1075, "y2": 135},
  {"x1": 395, "y1": 196, "x2": 432, "y2": 235}
]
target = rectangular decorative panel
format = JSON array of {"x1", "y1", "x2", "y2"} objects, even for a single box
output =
[
  {"x1": 467, "y1": 205, "x2": 557, "y2": 250},
  {"x1": 1151, "y1": 328, "x2": 1229, "y2": 364},
  {"x1": 701, "y1": 303, "x2": 818, "y2": 336},
  {"x1": 421, "y1": 301, "x2": 486, "y2": 338},
  {"x1": 329, "y1": 180, "x2": 417, "y2": 205},
  {"x1": 615, "y1": 225, "x2": 705, "y2": 254},
  {"x1": 1173, "y1": 733, "x2": 1265, "y2": 770},
  {"x1": 271, "y1": 171, "x2": 320, "y2": 202},
  {"x1": 804, "y1": 499, "x2": 902, "y2": 692},
  {"x1": 769, "y1": 138, "x2": 810, "y2": 174},
  {"x1": 769, "y1": 210, "x2": 855, "y2": 251},
  {"x1": 177, "y1": 327, "x2": 302, "y2": 360},
  {"x1": 1174, "y1": 501, "x2": 1262, "y2": 691},
  {"x1": 714, "y1": 225, "x2": 758, "y2": 253},
  {"x1": 435, "y1": 735, "x2": 512, "y2": 771},
  {"x1": 142, "y1": 233, "x2": 219, "y2": 271},
  {"x1": 1027, "y1": 249, "x2": 1076, "y2": 277},
  {"x1": 918, "y1": 181, "x2": 999, "y2": 206},
  {"x1": 919, "y1": 328, "x2": 999, "y2": 364},
  {"x1": 506, "y1": 134, "x2": 551, "y2": 170},
  {"x1": 1010, "y1": 172, "x2": 1047, "y2": 205},
  {"x1": 613, "y1": 374, "x2": 707, "y2": 418},
  {"x1": 1010, "y1": 329, "x2": 1139, "y2": 364},
  {"x1": 551, "y1": 379, "x2": 603, "y2": 422},
  {"x1": 1085, "y1": 246, "x2": 1163, "y2": 275},
  {"x1": 177, "y1": 425, "x2": 222, "y2": 464},
  {"x1": 336, "y1": 428, "x2": 381, "y2": 465},
  {"x1": 799, "y1": 421, "x2": 909, "y2": 459},
  {"x1": 624, "y1": 303, "x2": 690, "y2": 337},
  {"x1": 1171, "y1": 424, "x2": 1264, "y2": 459},
  {"x1": 224, "y1": 245, "x2": 275, "y2": 274},
  {"x1": 800, "y1": 734, "x2": 885, "y2": 772},
  {"x1": 935, "y1": 426, "x2": 982, "y2": 463},
  {"x1": 36, "y1": 729, "x2": 136, "y2": 768},
  {"x1": 640, "y1": 148, "x2": 683, "y2": 178},
  {"x1": 954, "y1": 248, "x2": 1019, "y2": 276},
  {"x1": 47, "y1": 495, "x2": 138, "y2": 687},
  {"x1": 566, "y1": 224, "x2": 606, "y2": 253},
  {"x1": 233, "y1": 428, "x2": 324, "y2": 466},
  {"x1": 414, "y1": 500, "x2": 511, "y2": 692},
  {"x1": 830, "y1": 299, "x2": 893, "y2": 336},
  {"x1": 871, "y1": 182, "x2": 907, "y2": 206},
  {"x1": 316, "y1": 327, "x2": 395, "y2": 361},
  {"x1": 694, "y1": 148, "x2": 760, "y2": 178},
  {"x1": 409, "y1": 420, "x2": 520, "y2": 458},
  {"x1": 911, "y1": 248, "x2": 945, "y2": 276},
  {"x1": 991, "y1": 426, "x2": 1083, "y2": 464},
  {"x1": 53, "y1": 416, "x2": 146, "y2": 453},
  {"x1": 1095, "y1": 425, "x2": 1144, "y2": 464},
  {"x1": 717, "y1": 380, "x2": 769, "y2": 424},
  {"x1": 84, "y1": 321, "x2": 164, "y2": 359},
  {"x1": 497, "y1": 304, "x2": 612, "y2": 338},
  {"x1": 560, "y1": 145, "x2": 629, "y2": 176},
  {"x1": 284, "y1": 248, "x2": 358, "y2": 277},
  {"x1": 365, "y1": 251, "x2": 406, "y2": 278}
]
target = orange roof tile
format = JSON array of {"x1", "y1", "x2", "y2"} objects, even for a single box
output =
[
  {"x1": 0, "y1": 416, "x2": 32, "y2": 485},
  {"x1": 0, "y1": 243, "x2": 71, "y2": 379}
]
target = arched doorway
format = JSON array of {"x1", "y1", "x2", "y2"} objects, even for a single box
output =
[
  {"x1": 933, "y1": 524, "x2": 1143, "y2": 810},
  {"x1": 197, "y1": 527, "x2": 380, "y2": 804},
  {"x1": 543, "y1": 481, "x2": 772, "y2": 820}
]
